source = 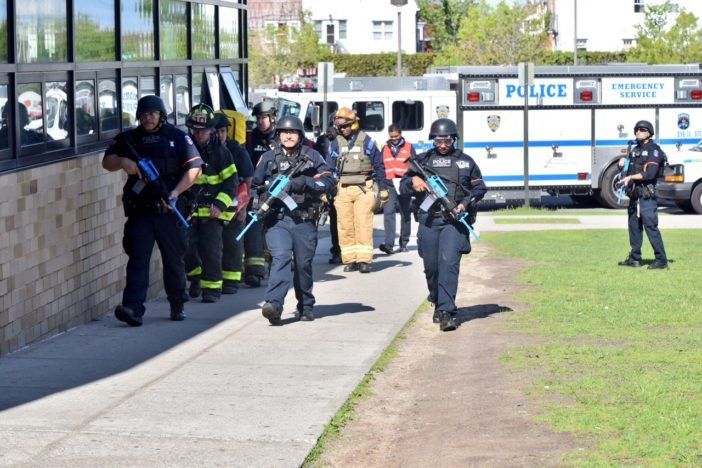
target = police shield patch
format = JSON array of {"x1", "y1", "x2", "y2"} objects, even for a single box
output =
[
  {"x1": 678, "y1": 113, "x2": 690, "y2": 130},
  {"x1": 278, "y1": 160, "x2": 291, "y2": 171},
  {"x1": 487, "y1": 115, "x2": 501, "y2": 132}
]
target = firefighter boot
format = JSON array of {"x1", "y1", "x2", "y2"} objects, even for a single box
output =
[
  {"x1": 170, "y1": 303, "x2": 185, "y2": 322},
  {"x1": 189, "y1": 280, "x2": 202, "y2": 298}
]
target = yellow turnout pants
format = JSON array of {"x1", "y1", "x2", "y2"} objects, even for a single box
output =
[{"x1": 335, "y1": 180, "x2": 376, "y2": 264}]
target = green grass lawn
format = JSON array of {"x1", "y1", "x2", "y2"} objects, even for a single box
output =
[
  {"x1": 486, "y1": 230, "x2": 702, "y2": 466},
  {"x1": 485, "y1": 206, "x2": 624, "y2": 216},
  {"x1": 493, "y1": 217, "x2": 581, "y2": 224}
]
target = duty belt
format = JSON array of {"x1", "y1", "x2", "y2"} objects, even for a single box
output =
[{"x1": 276, "y1": 206, "x2": 319, "y2": 221}]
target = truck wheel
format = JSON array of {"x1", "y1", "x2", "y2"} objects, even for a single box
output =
[
  {"x1": 691, "y1": 184, "x2": 702, "y2": 214},
  {"x1": 597, "y1": 164, "x2": 628, "y2": 209},
  {"x1": 675, "y1": 200, "x2": 693, "y2": 212}
]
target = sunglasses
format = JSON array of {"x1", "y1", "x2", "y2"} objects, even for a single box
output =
[
  {"x1": 635, "y1": 127, "x2": 650, "y2": 133},
  {"x1": 336, "y1": 122, "x2": 353, "y2": 129},
  {"x1": 433, "y1": 137, "x2": 454, "y2": 146}
]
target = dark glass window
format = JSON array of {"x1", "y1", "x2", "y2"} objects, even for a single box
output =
[
  {"x1": 45, "y1": 81, "x2": 70, "y2": 141},
  {"x1": 175, "y1": 75, "x2": 189, "y2": 124},
  {"x1": 140, "y1": 76, "x2": 156, "y2": 97},
  {"x1": 99, "y1": 78, "x2": 119, "y2": 132},
  {"x1": 75, "y1": 0, "x2": 116, "y2": 61},
  {"x1": 221, "y1": 69, "x2": 247, "y2": 112},
  {"x1": 192, "y1": 72, "x2": 203, "y2": 105},
  {"x1": 160, "y1": 75, "x2": 174, "y2": 123},
  {"x1": 304, "y1": 101, "x2": 338, "y2": 132},
  {"x1": 392, "y1": 100, "x2": 423, "y2": 131},
  {"x1": 122, "y1": 77, "x2": 138, "y2": 127},
  {"x1": 121, "y1": 0, "x2": 155, "y2": 61},
  {"x1": 192, "y1": 3, "x2": 215, "y2": 60},
  {"x1": 16, "y1": 1, "x2": 68, "y2": 63},
  {"x1": 206, "y1": 70, "x2": 220, "y2": 109},
  {"x1": 0, "y1": 84, "x2": 9, "y2": 150},
  {"x1": 0, "y1": 0, "x2": 8, "y2": 63},
  {"x1": 18, "y1": 83, "x2": 44, "y2": 146},
  {"x1": 220, "y1": 7, "x2": 239, "y2": 59},
  {"x1": 160, "y1": 0, "x2": 188, "y2": 60},
  {"x1": 353, "y1": 101, "x2": 385, "y2": 131},
  {"x1": 76, "y1": 80, "x2": 97, "y2": 136}
]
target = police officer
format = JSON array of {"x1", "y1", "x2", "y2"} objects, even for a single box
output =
[
  {"x1": 184, "y1": 104, "x2": 238, "y2": 303},
  {"x1": 328, "y1": 107, "x2": 389, "y2": 273},
  {"x1": 617, "y1": 120, "x2": 668, "y2": 269},
  {"x1": 252, "y1": 116, "x2": 335, "y2": 325},
  {"x1": 213, "y1": 112, "x2": 255, "y2": 294},
  {"x1": 102, "y1": 95, "x2": 203, "y2": 326},
  {"x1": 401, "y1": 118, "x2": 487, "y2": 332},
  {"x1": 243, "y1": 100, "x2": 279, "y2": 287}
]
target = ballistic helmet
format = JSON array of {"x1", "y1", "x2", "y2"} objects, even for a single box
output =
[
  {"x1": 634, "y1": 120, "x2": 654, "y2": 136},
  {"x1": 252, "y1": 100, "x2": 277, "y2": 117},
  {"x1": 186, "y1": 103, "x2": 216, "y2": 129},
  {"x1": 213, "y1": 112, "x2": 231, "y2": 129},
  {"x1": 136, "y1": 95, "x2": 167, "y2": 121},
  {"x1": 428, "y1": 118, "x2": 459, "y2": 139},
  {"x1": 275, "y1": 115, "x2": 304, "y2": 134}
]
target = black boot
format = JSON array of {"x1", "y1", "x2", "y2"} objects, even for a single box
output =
[
  {"x1": 439, "y1": 311, "x2": 457, "y2": 332},
  {"x1": 202, "y1": 290, "x2": 221, "y2": 303},
  {"x1": 170, "y1": 303, "x2": 185, "y2": 321},
  {"x1": 618, "y1": 256, "x2": 641, "y2": 267},
  {"x1": 299, "y1": 308, "x2": 315, "y2": 321},
  {"x1": 358, "y1": 262, "x2": 371, "y2": 273},
  {"x1": 329, "y1": 254, "x2": 342, "y2": 264},
  {"x1": 343, "y1": 262, "x2": 359, "y2": 272},
  {"x1": 262, "y1": 302, "x2": 282, "y2": 325},
  {"x1": 221, "y1": 281, "x2": 239, "y2": 294},
  {"x1": 189, "y1": 280, "x2": 202, "y2": 298},
  {"x1": 244, "y1": 274, "x2": 261, "y2": 288},
  {"x1": 432, "y1": 307, "x2": 441, "y2": 324},
  {"x1": 647, "y1": 259, "x2": 669, "y2": 270},
  {"x1": 378, "y1": 244, "x2": 394, "y2": 255},
  {"x1": 115, "y1": 305, "x2": 143, "y2": 327}
]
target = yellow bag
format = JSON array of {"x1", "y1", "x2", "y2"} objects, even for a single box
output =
[{"x1": 215, "y1": 109, "x2": 247, "y2": 145}]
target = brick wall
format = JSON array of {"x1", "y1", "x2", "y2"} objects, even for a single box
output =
[{"x1": 0, "y1": 152, "x2": 165, "y2": 356}]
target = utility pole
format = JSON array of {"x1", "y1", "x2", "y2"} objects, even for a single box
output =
[
  {"x1": 391, "y1": 0, "x2": 408, "y2": 77},
  {"x1": 573, "y1": 0, "x2": 578, "y2": 66}
]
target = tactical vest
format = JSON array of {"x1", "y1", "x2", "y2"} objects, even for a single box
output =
[
  {"x1": 422, "y1": 150, "x2": 467, "y2": 210},
  {"x1": 273, "y1": 146, "x2": 314, "y2": 207},
  {"x1": 337, "y1": 131, "x2": 373, "y2": 184}
]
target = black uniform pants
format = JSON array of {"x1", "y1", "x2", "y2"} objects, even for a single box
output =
[
  {"x1": 244, "y1": 213, "x2": 267, "y2": 279},
  {"x1": 222, "y1": 217, "x2": 244, "y2": 285},
  {"x1": 382, "y1": 185, "x2": 412, "y2": 248},
  {"x1": 417, "y1": 214, "x2": 471, "y2": 313},
  {"x1": 627, "y1": 197, "x2": 667, "y2": 262},
  {"x1": 122, "y1": 212, "x2": 188, "y2": 314},
  {"x1": 185, "y1": 218, "x2": 224, "y2": 292},
  {"x1": 328, "y1": 202, "x2": 341, "y2": 256},
  {"x1": 265, "y1": 216, "x2": 318, "y2": 312}
]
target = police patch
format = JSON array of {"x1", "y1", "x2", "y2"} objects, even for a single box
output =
[
  {"x1": 487, "y1": 115, "x2": 501, "y2": 132},
  {"x1": 278, "y1": 161, "x2": 291, "y2": 171},
  {"x1": 432, "y1": 158, "x2": 452, "y2": 168},
  {"x1": 456, "y1": 160, "x2": 471, "y2": 169},
  {"x1": 185, "y1": 135, "x2": 194, "y2": 145},
  {"x1": 678, "y1": 113, "x2": 690, "y2": 130}
]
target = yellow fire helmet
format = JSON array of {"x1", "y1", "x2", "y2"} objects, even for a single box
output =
[{"x1": 334, "y1": 107, "x2": 360, "y2": 132}]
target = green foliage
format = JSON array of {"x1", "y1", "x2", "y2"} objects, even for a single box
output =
[
  {"x1": 417, "y1": 0, "x2": 476, "y2": 52},
  {"x1": 331, "y1": 53, "x2": 435, "y2": 77},
  {"x1": 490, "y1": 229, "x2": 702, "y2": 465}
]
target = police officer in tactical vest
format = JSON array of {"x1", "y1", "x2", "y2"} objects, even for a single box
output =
[
  {"x1": 401, "y1": 118, "x2": 487, "y2": 332},
  {"x1": 103, "y1": 95, "x2": 203, "y2": 326},
  {"x1": 252, "y1": 116, "x2": 335, "y2": 325},
  {"x1": 328, "y1": 107, "x2": 389, "y2": 273},
  {"x1": 617, "y1": 120, "x2": 668, "y2": 269},
  {"x1": 184, "y1": 104, "x2": 238, "y2": 303},
  {"x1": 213, "y1": 112, "x2": 255, "y2": 294}
]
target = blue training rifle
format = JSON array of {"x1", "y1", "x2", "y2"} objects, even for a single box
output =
[
  {"x1": 408, "y1": 156, "x2": 480, "y2": 242},
  {"x1": 617, "y1": 141, "x2": 635, "y2": 206}
]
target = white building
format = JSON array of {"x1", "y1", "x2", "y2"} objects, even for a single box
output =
[
  {"x1": 302, "y1": 0, "x2": 419, "y2": 54},
  {"x1": 549, "y1": 0, "x2": 702, "y2": 52}
]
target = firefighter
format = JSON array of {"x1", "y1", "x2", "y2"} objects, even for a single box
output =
[
  {"x1": 243, "y1": 100, "x2": 279, "y2": 287},
  {"x1": 328, "y1": 107, "x2": 389, "y2": 273},
  {"x1": 617, "y1": 120, "x2": 668, "y2": 269},
  {"x1": 102, "y1": 95, "x2": 203, "y2": 326},
  {"x1": 379, "y1": 124, "x2": 415, "y2": 254},
  {"x1": 401, "y1": 118, "x2": 487, "y2": 332},
  {"x1": 184, "y1": 104, "x2": 238, "y2": 303},
  {"x1": 252, "y1": 116, "x2": 335, "y2": 325},
  {"x1": 213, "y1": 112, "x2": 255, "y2": 294}
]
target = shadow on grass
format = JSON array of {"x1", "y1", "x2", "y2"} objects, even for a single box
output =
[{"x1": 455, "y1": 304, "x2": 513, "y2": 327}]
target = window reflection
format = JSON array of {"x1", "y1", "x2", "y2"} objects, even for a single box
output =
[
  {"x1": 75, "y1": 0, "x2": 116, "y2": 61},
  {"x1": 121, "y1": 0, "x2": 155, "y2": 61},
  {"x1": 220, "y1": 7, "x2": 239, "y2": 59},
  {"x1": 175, "y1": 75, "x2": 189, "y2": 124},
  {"x1": 99, "y1": 78, "x2": 119, "y2": 132},
  {"x1": 122, "y1": 77, "x2": 138, "y2": 127},
  {"x1": 0, "y1": 0, "x2": 8, "y2": 63},
  {"x1": 140, "y1": 76, "x2": 156, "y2": 97},
  {"x1": 192, "y1": 3, "x2": 215, "y2": 60},
  {"x1": 16, "y1": 1, "x2": 68, "y2": 63},
  {"x1": 160, "y1": 75, "x2": 174, "y2": 123},
  {"x1": 76, "y1": 80, "x2": 97, "y2": 136},
  {"x1": 46, "y1": 82, "x2": 70, "y2": 141},
  {"x1": 0, "y1": 84, "x2": 9, "y2": 149},
  {"x1": 206, "y1": 70, "x2": 220, "y2": 109},
  {"x1": 18, "y1": 83, "x2": 44, "y2": 146},
  {"x1": 160, "y1": 0, "x2": 187, "y2": 60},
  {"x1": 192, "y1": 72, "x2": 203, "y2": 106}
]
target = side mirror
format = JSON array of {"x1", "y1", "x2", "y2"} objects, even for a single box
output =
[{"x1": 311, "y1": 105, "x2": 321, "y2": 129}]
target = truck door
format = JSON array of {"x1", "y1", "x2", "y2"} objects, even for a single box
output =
[{"x1": 658, "y1": 107, "x2": 702, "y2": 156}]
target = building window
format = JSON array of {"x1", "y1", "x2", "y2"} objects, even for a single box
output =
[
  {"x1": 220, "y1": 6, "x2": 240, "y2": 60},
  {"x1": 175, "y1": 75, "x2": 190, "y2": 124},
  {"x1": 0, "y1": 0, "x2": 7, "y2": 63},
  {"x1": 98, "y1": 78, "x2": 119, "y2": 132},
  {"x1": 0, "y1": 84, "x2": 10, "y2": 151},
  {"x1": 353, "y1": 101, "x2": 384, "y2": 131},
  {"x1": 16, "y1": 0, "x2": 68, "y2": 63},
  {"x1": 372, "y1": 21, "x2": 393, "y2": 40},
  {"x1": 75, "y1": 80, "x2": 97, "y2": 136},
  {"x1": 121, "y1": 0, "x2": 155, "y2": 61},
  {"x1": 160, "y1": 75, "x2": 175, "y2": 123},
  {"x1": 17, "y1": 83, "x2": 44, "y2": 146},
  {"x1": 192, "y1": 3, "x2": 216, "y2": 60},
  {"x1": 75, "y1": 0, "x2": 115, "y2": 62},
  {"x1": 326, "y1": 24, "x2": 335, "y2": 45},
  {"x1": 160, "y1": 0, "x2": 188, "y2": 60},
  {"x1": 45, "y1": 82, "x2": 69, "y2": 142},
  {"x1": 634, "y1": 0, "x2": 645, "y2": 13},
  {"x1": 622, "y1": 38, "x2": 636, "y2": 50},
  {"x1": 339, "y1": 20, "x2": 347, "y2": 40},
  {"x1": 392, "y1": 101, "x2": 423, "y2": 131},
  {"x1": 122, "y1": 77, "x2": 138, "y2": 127},
  {"x1": 314, "y1": 20, "x2": 322, "y2": 41},
  {"x1": 576, "y1": 38, "x2": 587, "y2": 50}
]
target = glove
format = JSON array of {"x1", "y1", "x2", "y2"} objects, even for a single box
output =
[
  {"x1": 378, "y1": 189, "x2": 390, "y2": 208},
  {"x1": 289, "y1": 175, "x2": 308, "y2": 193},
  {"x1": 235, "y1": 183, "x2": 250, "y2": 213}
]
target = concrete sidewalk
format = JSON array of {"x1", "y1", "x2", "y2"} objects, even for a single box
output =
[{"x1": 0, "y1": 222, "x2": 428, "y2": 467}]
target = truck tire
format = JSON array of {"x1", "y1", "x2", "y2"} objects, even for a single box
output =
[
  {"x1": 597, "y1": 163, "x2": 628, "y2": 209},
  {"x1": 691, "y1": 183, "x2": 702, "y2": 214},
  {"x1": 675, "y1": 200, "x2": 693, "y2": 212}
]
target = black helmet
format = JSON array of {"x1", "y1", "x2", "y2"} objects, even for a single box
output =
[
  {"x1": 213, "y1": 112, "x2": 231, "y2": 130},
  {"x1": 634, "y1": 120, "x2": 654, "y2": 136},
  {"x1": 275, "y1": 115, "x2": 304, "y2": 134},
  {"x1": 252, "y1": 100, "x2": 277, "y2": 117},
  {"x1": 136, "y1": 95, "x2": 167, "y2": 121},
  {"x1": 186, "y1": 103, "x2": 216, "y2": 129},
  {"x1": 428, "y1": 118, "x2": 459, "y2": 139}
]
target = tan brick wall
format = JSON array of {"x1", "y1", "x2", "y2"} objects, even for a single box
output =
[{"x1": 0, "y1": 152, "x2": 165, "y2": 356}]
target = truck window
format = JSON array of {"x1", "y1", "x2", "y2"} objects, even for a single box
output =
[
  {"x1": 304, "y1": 101, "x2": 338, "y2": 131},
  {"x1": 392, "y1": 100, "x2": 423, "y2": 131},
  {"x1": 277, "y1": 98, "x2": 301, "y2": 118},
  {"x1": 353, "y1": 101, "x2": 384, "y2": 131}
]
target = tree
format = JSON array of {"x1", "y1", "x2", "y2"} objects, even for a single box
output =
[
  {"x1": 433, "y1": 1, "x2": 549, "y2": 66},
  {"x1": 249, "y1": 11, "x2": 330, "y2": 87},
  {"x1": 627, "y1": 1, "x2": 702, "y2": 63},
  {"x1": 417, "y1": 0, "x2": 476, "y2": 52}
]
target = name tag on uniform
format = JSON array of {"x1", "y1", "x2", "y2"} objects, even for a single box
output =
[
  {"x1": 641, "y1": 151, "x2": 648, "y2": 156},
  {"x1": 432, "y1": 158, "x2": 452, "y2": 168}
]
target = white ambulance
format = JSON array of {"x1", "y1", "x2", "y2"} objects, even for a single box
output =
[
  {"x1": 457, "y1": 64, "x2": 702, "y2": 207},
  {"x1": 658, "y1": 140, "x2": 702, "y2": 213}
]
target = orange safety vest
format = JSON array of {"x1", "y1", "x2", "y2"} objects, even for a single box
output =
[{"x1": 382, "y1": 140, "x2": 412, "y2": 180}]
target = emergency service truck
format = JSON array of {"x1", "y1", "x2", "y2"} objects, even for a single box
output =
[
  {"x1": 658, "y1": 139, "x2": 702, "y2": 213},
  {"x1": 457, "y1": 64, "x2": 702, "y2": 207}
]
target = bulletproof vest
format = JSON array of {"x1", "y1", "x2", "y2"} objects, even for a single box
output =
[
  {"x1": 423, "y1": 149, "x2": 466, "y2": 205},
  {"x1": 627, "y1": 140, "x2": 666, "y2": 182},
  {"x1": 337, "y1": 131, "x2": 373, "y2": 184},
  {"x1": 273, "y1": 146, "x2": 313, "y2": 207},
  {"x1": 250, "y1": 128, "x2": 278, "y2": 167}
]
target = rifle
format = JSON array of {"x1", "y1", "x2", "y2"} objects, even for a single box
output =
[
  {"x1": 236, "y1": 155, "x2": 311, "y2": 241},
  {"x1": 122, "y1": 138, "x2": 191, "y2": 228},
  {"x1": 408, "y1": 155, "x2": 480, "y2": 242},
  {"x1": 617, "y1": 140, "x2": 635, "y2": 206}
]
